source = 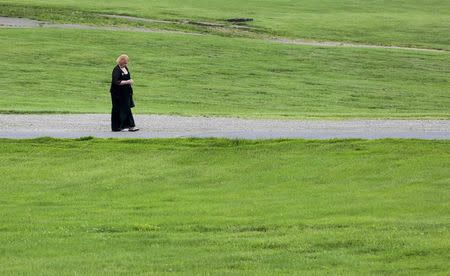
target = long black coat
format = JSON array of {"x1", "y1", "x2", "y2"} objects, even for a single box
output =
[{"x1": 110, "y1": 65, "x2": 135, "y2": 131}]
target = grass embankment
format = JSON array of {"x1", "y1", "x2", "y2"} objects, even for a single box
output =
[
  {"x1": 0, "y1": 138, "x2": 449, "y2": 274},
  {"x1": 1, "y1": 28, "x2": 449, "y2": 118},
  {"x1": 1, "y1": 1, "x2": 449, "y2": 50}
]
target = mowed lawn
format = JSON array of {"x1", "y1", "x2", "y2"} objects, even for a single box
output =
[
  {"x1": 1, "y1": 0, "x2": 449, "y2": 49},
  {"x1": 0, "y1": 138, "x2": 449, "y2": 274},
  {"x1": 1, "y1": 28, "x2": 449, "y2": 118}
]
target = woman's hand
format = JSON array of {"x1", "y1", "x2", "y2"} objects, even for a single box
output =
[{"x1": 120, "y1": 79, "x2": 134, "y2": 85}]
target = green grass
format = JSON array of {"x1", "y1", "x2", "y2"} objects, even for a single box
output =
[
  {"x1": 1, "y1": 0, "x2": 449, "y2": 50},
  {"x1": 1, "y1": 2, "x2": 449, "y2": 275},
  {"x1": 0, "y1": 4, "x2": 261, "y2": 38},
  {"x1": 0, "y1": 138, "x2": 449, "y2": 274},
  {"x1": 1, "y1": 28, "x2": 449, "y2": 118}
]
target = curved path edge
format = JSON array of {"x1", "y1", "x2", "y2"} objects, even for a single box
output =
[
  {"x1": 1, "y1": 16, "x2": 447, "y2": 53},
  {"x1": 1, "y1": 114, "x2": 449, "y2": 140}
]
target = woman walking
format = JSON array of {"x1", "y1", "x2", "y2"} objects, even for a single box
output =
[{"x1": 110, "y1": 54, "x2": 139, "y2": 132}]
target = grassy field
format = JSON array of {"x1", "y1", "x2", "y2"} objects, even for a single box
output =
[
  {"x1": 1, "y1": 1, "x2": 449, "y2": 275},
  {"x1": 1, "y1": 28, "x2": 449, "y2": 118},
  {"x1": 0, "y1": 138, "x2": 449, "y2": 274},
  {"x1": 1, "y1": 1, "x2": 450, "y2": 50},
  {"x1": 1, "y1": 1, "x2": 449, "y2": 118}
]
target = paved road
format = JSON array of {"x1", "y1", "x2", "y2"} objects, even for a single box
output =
[{"x1": 0, "y1": 114, "x2": 449, "y2": 139}]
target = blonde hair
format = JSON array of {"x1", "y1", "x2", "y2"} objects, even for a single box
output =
[{"x1": 116, "y1": 54, "x2": 129, "y2": 64}]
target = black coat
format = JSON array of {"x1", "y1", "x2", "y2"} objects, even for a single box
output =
[
  {"x1": 110, "y1": 65, "x2": 134, "y2": 107},
  {"x1": 110, "y1": 65, "x2": 136, "y2": 131}
]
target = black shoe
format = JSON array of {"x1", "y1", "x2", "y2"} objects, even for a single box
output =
[{"x1": 128, "y1": 127, "x2": 140, "y2": 132}]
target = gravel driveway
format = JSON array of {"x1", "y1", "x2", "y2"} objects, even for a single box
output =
[{"x1": 0, "y1": 114, "x2": 449, "y2": 139}]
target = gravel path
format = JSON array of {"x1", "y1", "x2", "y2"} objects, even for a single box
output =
[
  {"x1": 0, "y1": 16, "x2": 42, "y2": 27},
  {"x1": 0, "y1": 114, "x2": 449, "y2": 139},
  {"x1": 1, "y1": 16, "x2": 446, "y2": 53},
  {"x1": 0, "y1": 16, "x2": 199, "y2": 35}
]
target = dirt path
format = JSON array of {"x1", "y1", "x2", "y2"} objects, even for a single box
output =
[
  {"x1": 0, "y1": 114, "x2": 449, "y2": 139},
  {"x1": 1, "y1": 16, "x2": 447, "y2": 53},
  {"x1": 0, "y1": 16, "x2": 199, "y2": 35},
  {"x1": 270, "y1": 38, "x2": 446, "y2": 53}
]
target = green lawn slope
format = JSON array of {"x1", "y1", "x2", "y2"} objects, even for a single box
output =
[
  {"x1": 0, "y1": 138, "x2": 449, "y2": 274},
  {"x1": 1, "y1": 28, "x2": 448, "y2": 118},
  {"x1": 1, "y1": 0, "x2": 449, "y2": 49}
]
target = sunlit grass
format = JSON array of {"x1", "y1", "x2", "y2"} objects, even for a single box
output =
[
  {"x1": 0, "y1": 138, "x2": 449, "y2": 274},
  {"x1": 1, "y1": 28, "x2": 448, "y2": 118}
]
